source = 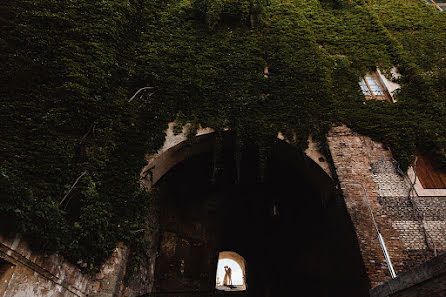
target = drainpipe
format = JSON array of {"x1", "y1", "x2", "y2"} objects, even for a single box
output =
[{"x1": 341, "y1": 181, "x2": 397, "y2": 279}]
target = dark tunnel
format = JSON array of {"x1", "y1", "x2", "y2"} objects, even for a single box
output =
[{"x1": 152, "y1": 134, "x2": 370, "y2": 297}]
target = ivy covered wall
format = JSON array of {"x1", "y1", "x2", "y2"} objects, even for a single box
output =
[{"x1": 0, "y1": 0, "x2": 445, "y2": 274}]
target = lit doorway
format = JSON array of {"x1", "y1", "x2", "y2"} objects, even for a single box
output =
[{"x1": 216, "y1": 251, "x2": 246, "y2": 291}]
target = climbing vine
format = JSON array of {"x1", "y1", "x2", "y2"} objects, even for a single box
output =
[{"x1": 0, "y1": 0, "x2": 445, "y2": 275}]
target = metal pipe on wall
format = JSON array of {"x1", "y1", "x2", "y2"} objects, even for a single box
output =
[{"x1": 341, "y1": 181, "x2": 397, "y2": 279}]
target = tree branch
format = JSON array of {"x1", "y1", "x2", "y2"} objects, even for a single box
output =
[
  {"x1": 60, "y1": 170, "x2": 88, "y2": 205},
  {"x1": 80, "y1": 123, "x2": 96, "y2": 145},
  {"x1": 128, "y1": 87, "x2": 154, "y2": 102}
]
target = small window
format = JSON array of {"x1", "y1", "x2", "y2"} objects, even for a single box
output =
[
  {"x1": 426, "y1": 0, "x2": 445, "y2": 11},
  {"x1": 359, "y1": 72, "x2": 390, "y2": 101},
  {"x1": 264, "y1": 65, "x2": 271, "y2": 78}
]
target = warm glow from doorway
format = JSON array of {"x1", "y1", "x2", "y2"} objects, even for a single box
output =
[{"x1": 216, "y1": 259, "x2": 244, "y2": 286}]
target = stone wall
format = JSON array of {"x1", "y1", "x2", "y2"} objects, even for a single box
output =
[
  {"x1": 122, "y1": 191, "x2": 161, "y2": 297},
  {"x1": 327, "y1": 126, "x2": 446, "y2": 287},
  {"x1": 369, "y1": 252, "x2": 446, "y2": 297},
  {"x1": 2, "y1": 125, "x2": 446, "y2": 296},
  {"x1": 0, "y1": 234, "x2": 129, "y2": 297},
  {"x1": 153, "y1": 178, "x2": 218, "y2": 294},
  {"x1": 0, "y1": 234, "x2": 89, "y2": 297}
]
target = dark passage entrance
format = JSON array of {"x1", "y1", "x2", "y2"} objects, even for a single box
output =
[{"x1": 153, "y1": 134, "x2": 370, "y2": 297}]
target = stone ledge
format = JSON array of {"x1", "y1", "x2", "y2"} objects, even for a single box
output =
[{"x1": 369, "y1": 252, "x2": 446, "y2": 297}]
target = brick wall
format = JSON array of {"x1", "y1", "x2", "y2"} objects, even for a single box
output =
[
  {"x1": 327, "y1": 126, "x2": 446, "y2": 287},
  {"x1": 370, "y1": 252, "x2": 446, "y2": 297}
]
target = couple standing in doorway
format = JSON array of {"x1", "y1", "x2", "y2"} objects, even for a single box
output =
[{"x1": 223, "y1": 266, "x2": 232, "y2": 286}]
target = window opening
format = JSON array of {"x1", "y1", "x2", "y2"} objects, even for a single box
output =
[
  {"x1": 426, "y1": 0, "x2": 445, "y2": 11},
  {"x1": 359, "y1": 78, "x2": 371, "y2": 96},
  {"x1": 359, "y1": 72, "x2": 390, "y2": 101},
  {"x1": 414, "y1": 153, "x2": 446, "y2": 189},
  {"x1": 263, "y1": 65, "x2": 271, "y2": 78},
  {"x1": 215, "y1": 251, "x2": 246, "y2": 291}
]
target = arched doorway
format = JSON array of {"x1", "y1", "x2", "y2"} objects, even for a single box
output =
[
  {"x1": 152, "y1": 133, "x2": 370, "y2": 296},
  {"x1": 216, "y1": 251, "x2": 247, "y2": 291}
]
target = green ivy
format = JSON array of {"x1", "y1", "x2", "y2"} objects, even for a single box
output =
[{"x1": 1, "y1": 0, "x2": 445, "y2": 275}]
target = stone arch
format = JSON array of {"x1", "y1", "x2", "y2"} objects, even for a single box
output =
[
  {"x1": 140, "y1": 123, "x2": 332, "y2": 190},
  {"x1": 216, "y1": 251, "x2": 247, "y2": 291},
  {"x1": 150, "y1": 134, "x2": 370, "y2": 296}
]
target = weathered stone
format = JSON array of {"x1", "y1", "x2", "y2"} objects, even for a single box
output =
[
  {"x1": 327, "y1": 126, "x2": 446, "y2": 288},
  {"x1": 2, "y1": 125, "x2": 445, "y2": 296},
  {"x1": 369, "y1": 252, "x2": 446, "y2": 297}
]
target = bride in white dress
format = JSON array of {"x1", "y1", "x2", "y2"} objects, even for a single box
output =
[{"x1": 222, "y1": 266, "x2": 232, "y2": 286}]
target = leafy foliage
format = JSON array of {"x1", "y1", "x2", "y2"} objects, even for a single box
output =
[{"x1": 1, "y1": 0, "x2": 445, "y2": 274}]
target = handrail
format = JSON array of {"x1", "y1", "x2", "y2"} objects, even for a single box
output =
[{"x1": 341, "y1": 181, "x2": 397, "y2": 278}]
